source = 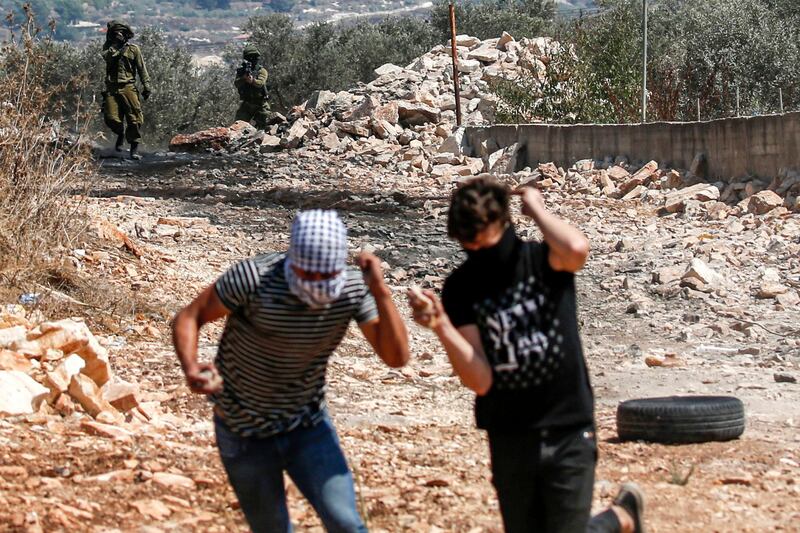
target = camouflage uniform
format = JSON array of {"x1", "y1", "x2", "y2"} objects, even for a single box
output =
[
  {"x1": 102, "y1": 21, "x2": 151, "y2": 155},
  {"x1": 234, "y1": 45, "x2": 271, "y2": 130}
]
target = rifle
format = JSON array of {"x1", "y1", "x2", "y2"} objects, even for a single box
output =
[{"x1": 236, "y1": 60, "x2": 268, "y2": 99}]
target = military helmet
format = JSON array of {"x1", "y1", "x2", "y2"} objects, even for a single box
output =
[
  {"x1": 107, "y1": 20, "x2": 134, "y2": 39},
  {"x1": 242, "y1": 44, "x2": 261, "y2": 59}
]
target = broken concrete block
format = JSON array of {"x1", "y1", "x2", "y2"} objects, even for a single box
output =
[
  {"x1": 0, "y1": 370, "x2": 49, "y2": 416},
  {"x1": 68, "y1": 374, "x2": 117, "y2": 419}
]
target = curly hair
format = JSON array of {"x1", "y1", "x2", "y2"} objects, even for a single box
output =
[{"x1": 447, "y1": 176, "x2": 511, "y2": 242}]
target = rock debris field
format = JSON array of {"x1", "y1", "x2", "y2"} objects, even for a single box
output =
[{"x1": 1, "y1": 33, "x2": 799, "y2": 532}]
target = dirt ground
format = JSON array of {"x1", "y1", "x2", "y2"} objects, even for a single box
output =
[{"x1": 1, "y1": 147, "x2": 798, "y2": 532}]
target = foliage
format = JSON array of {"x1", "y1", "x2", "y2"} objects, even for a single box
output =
[
  {"x1": 492, "y1": 0, "x2": 800, "y2": 124},
  {"x1": 0, "y1": 8, "x2": 90, "y2": 280},
  {"x1": 429, "y1": 0, "x2": 555, "y2": 41},
  {"x1": 244, "y1": 14, "x2": 438, "y2": 110}
]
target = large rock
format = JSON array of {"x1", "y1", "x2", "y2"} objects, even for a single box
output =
[
  {"x1": 282, "y1": 119, "x2": 310, "y2": 149},
  {"x1": 306, "y1": 90, "x2": 336, "y2": 111},
  {"x1": 453, "y1": 35, "x2": 480, "y2": 48},
  {"x1": 457, "y1": 59, "x2": 481, "y2": 73},
  {"x1": 372, "y1": 102, "x2": 399, "y2": 125},
  {"x1": 748, "y1": 190, "x2": 783, "y2": 215},
  {"x1": 347, "y1": 95, "x2": 380, "y2": 121},
  {"x1": 373, "y1": 63, "x2": 404, "y2": 77},
  {"x1": 468, "y1": 45, "x2": 500, "y2": 63},
  {"x1": 497, "y1": 32, "x2": 514, "y2": 51},
  {"x1": 0, "y1": 350, "x2": 32, "y2": 373},
  {"x1": 631, "y1": 160, "x2": 659, "y2": 182},
  {"x1": 438, "y1": 127, "x2": 466, "y2": 155},
  {"x1": 397, "y1": 101, "x2": 441, "y2": 127},
  {"x1": 333, "y1": 119, "x2": 371, "y2": 138},
  {"x1": 13, "y1": 319, "x2": 111, "y2": 386},
  {"x1": 68, "y1": 374, "x2": 118, "y2": 418},
  {"x1": 169, "y1": 127, "x2": 232, "y2": 153},
  {"x1": 259, "y1": 134, "x2": 281, "y2": 154},
  {"x1": 0, "y1": 326, "x2": 27, "y2": 349},
  {"x1": 44, "y1": 353, "x2": 86, "y2": 400},
  {"x1": 683, "y1": 258, "x2": 724, "y2": 287},
  {"x1": 102, "y1": 379, "x2": 140, "y2": 412},
  {"x1": 663, "y1": 184, "x2": 720, "y2": 213},
  {"x1": 0, "y1": 371, "x2": 49, "y2": 416}
]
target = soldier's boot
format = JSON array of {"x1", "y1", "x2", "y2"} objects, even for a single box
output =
[
  {"x1": 129, "y1": 142, "x2": 141, "y2": 161},
  {"x1": 115, "y1": 133, "x2": 125, "y2": 152}
]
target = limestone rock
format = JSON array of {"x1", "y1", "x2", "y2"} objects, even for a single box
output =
[
  {"x1": 282, "y1": 119, "x2": 310, "y2": 149},
  {"x1": 168, "y1": 127, "x2": 231, "y2": 153},
  {"x1": 68, "y1": 374, "x2": 117, "y2": 419},
  {"x1": 101, "y1": 379, "x2": 140, "y2": 412},
  {"x1": 259, "y1": 134, "x2": 281, "y2": 153},
  {"x1": 152, "y1": 472, "x2": 196, "y2": 490},
  {"x1": 497, "y1": 32, "x2": 514, "y2": 51},
  {"x1": 0, "y1": 350, "x2": 32, "y2": 373},
  {"x1": 397, "y1": 101, "x2": 440, "y2": 126},
  {"x1": 0, "y1": 326, "x2": 27, "y2": 349},
  {"x1": 373, "y1": 63, "x2": 404, "y2": 78},
  {"x1": 0, "y1": 371, "x2": 49, "y2": 416},
  {"x1": 683, "y1": 258, "x2": 724, "y2": 288},
  {"x1": 44, "y1": 353, "x2": 86, "y2": 400},
  {"x1": 457, "y1": 59, "x2": 481, "y2": 73},
  {"x1": 453, "y1": 35, "x2": 480, "y2": 48},
  {"x1": 13, "y1": 319, "x2": 111, "y2": 386},
  {"x1": 748, "y1": 190, "x2": 783, "y2": 215},
  {"x1": 306, "y1": 90, "x2": 336, "y2": 111},
  {"x1": 80, "y1": 419, "x2": 133, "y2": 441},
  {"x1": 663, "y1": 184, "x2": 720, "y2": 213}
]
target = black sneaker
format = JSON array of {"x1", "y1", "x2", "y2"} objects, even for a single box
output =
[
  {"x1": 115, "y1": 133, "x2": 124, "y2": 152},
  {"x1": 613, "y1": 483, "x2": 645, "y2": 533},
  {"x1": 129, "y1": 143, "x2": 141, "y2": 160}
]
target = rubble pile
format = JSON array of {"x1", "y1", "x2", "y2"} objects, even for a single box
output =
[
  {"x1": 0, "y1": 308, "x2": 168, "y2": 435},
  {"x1": 169, "y1": 32, "x2": 558, "y2": 177}
]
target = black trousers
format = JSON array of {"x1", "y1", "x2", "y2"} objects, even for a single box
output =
[{"x1": 488, "y1": 425, "x2": 620, "y2": 533}]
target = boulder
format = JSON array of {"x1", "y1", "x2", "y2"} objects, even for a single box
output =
[
  {"x1": 438, "y1": 127, "x2": 466, "y2": 155},
  {"x1": 169, "y1": 127, "x2": 231, "y2": 153},
  {"x1": 44, "y1": 353, "x2": 86, "y2": 400},
  {"x1": 457, "y1": 59, "x2": 481, "y2": 73},
  {"x1": 102, "y1": 379, "x2": 140, "y2": 412},
  {"x1": 333, "y1": 120, "x2": 371, "y2": 138},
  {"x1": 0, "y1": 350, "x2": 32, "y2": 373},
  {"x1": 13, "y1": 319, "x2": 111, "y2": 386},
  {"x1": 631, "y1": 160, "x2": 659, "y2": 182},
  {"x1": 453, "y1": 35, "x2": 480, "y2": 48},
  {"x1": 468, "y1": 45, "x2": 500, "y2": 63},
  {"x1": 259, "y1": 134, "x2": 281, "y2": 153},
  {"x1": 0, "y1": 371, "x2": 49, "y2": 416},
  {"x1": 396, "y1": 101, "x2": 440, "y2": 127},
  {"x1": 68, "y1": 374, "x2": 118, "y2": 418},
  {"x1": 497, "y1": 32, "x2": 514, "y2": 51},
  {"x1": 373, "y1": 63, "x2": 404, "y2": 77},
  {"x1": 748, "y1": 190, "x2": 783, "y2": 215},
  {"x1": 347, "y1": 95, "x2": 380, "y2": 121},
  {"x1": 306, "y1": 90, "x2": 336, "y2": 111},
  {"x1": 373, "y1": 102, "x2": 399, "y2": 125},
  {"x1": 682, "y1": 258, "x2": 724, "y2": 288},
  {"x1": 607, "y1": 165, "x2": 630, "y2": 181},
  {"x1": 282, "y1": 119, "x2": 310, "y2": 149},
  {"x1": 320, "y1": 132, "x2": 342, "y2": 152},
  {"x1": 0, "y1": 326, "x2": 27, "y2": 349},
  {"x1": 663, "y1": 184, "x2": 720, "y2": 213}
]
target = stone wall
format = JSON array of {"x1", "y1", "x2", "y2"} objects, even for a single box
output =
[{"x1": 464, "y1": 112, "x2": 800, "y2": 181}]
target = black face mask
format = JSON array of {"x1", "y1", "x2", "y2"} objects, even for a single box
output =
[{"x1": 464, "y1": 224, "x2": 518, "y2": 267}]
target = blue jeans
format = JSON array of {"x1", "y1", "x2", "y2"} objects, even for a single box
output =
[{"x1": 215, "y1": 413, "x2": 367, "y2": 533}]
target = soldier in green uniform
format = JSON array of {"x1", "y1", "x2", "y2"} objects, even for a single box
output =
[
  {"x1": 234, "y1": 45, "x2": 271, "y2": 130},
  {"x1": 102, "y1": 20, "x2": 151, "y2": 160}
]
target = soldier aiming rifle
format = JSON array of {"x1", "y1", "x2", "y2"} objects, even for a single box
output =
[{"x1": 234, "y1": 45, "x2": 272, "y2": 130}]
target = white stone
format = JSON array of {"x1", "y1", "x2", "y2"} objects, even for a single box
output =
[{"x1": 0, "y1": 370, "x2": 49, "y2": 416}]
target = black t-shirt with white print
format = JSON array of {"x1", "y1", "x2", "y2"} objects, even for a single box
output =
[{"x1": 442, "y1": 227, "x2": 594, "y2": 432}]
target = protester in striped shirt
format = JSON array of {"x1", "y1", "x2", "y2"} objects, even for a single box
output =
[{"x1": 172, "y1": 210, "x2": 409, "y2": 533}]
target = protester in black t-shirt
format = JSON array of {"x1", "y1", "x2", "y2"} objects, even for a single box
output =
[{"x1": 409, "y1": 177, "x2": 645, "y2": 533}]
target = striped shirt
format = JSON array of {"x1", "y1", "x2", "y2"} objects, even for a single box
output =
[{"x1": 212, "y1": 252, "x2": 378, "y2": 437}]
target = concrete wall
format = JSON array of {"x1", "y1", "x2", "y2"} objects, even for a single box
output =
[{"x1": 464, "y1": 111, "x2": 800, "y2": 181}]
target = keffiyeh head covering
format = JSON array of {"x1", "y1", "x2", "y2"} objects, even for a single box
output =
[{"x1": 284, "y1": 210, "x2": 348, "y2": 307}]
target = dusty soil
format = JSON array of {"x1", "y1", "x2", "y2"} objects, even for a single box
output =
[{"x1": 1, "y1": 147, "x2": 798, "y2": 532}]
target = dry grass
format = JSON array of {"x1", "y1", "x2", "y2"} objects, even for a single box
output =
[{"x1": 0, "y1": 8, "x2": 91, "y2": 287}]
